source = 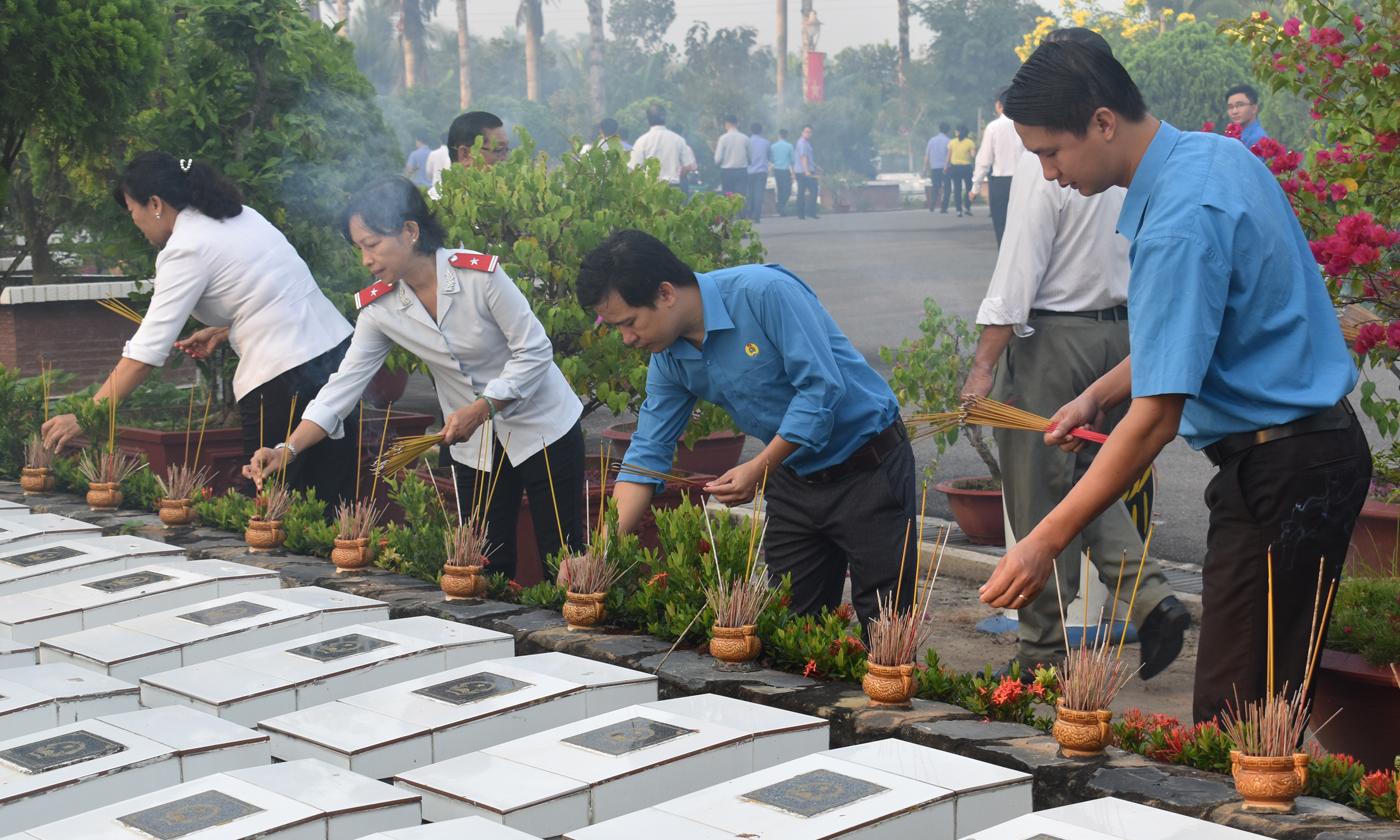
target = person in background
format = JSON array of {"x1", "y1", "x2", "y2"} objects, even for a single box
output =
[
  {"x1": 429, "y1": 111, "x2": 509, "y2": 200},
  {"x1": 405, "y1": 129, "x2": 433, "y2": 187},
  {"x1": 1226, "y1": 83, "x2": 1268, "y2": 150},
  {"x1": 672, "y1": 122, "x2": 699, "y2": 196},
  {"x1": 425, "y1": 132, "x2": 450, "y2": 190},
  {"x1": 246, "y1": 177, "x2": 585, "y2": 582},
  {"x1": 925, "y1": 122, "x2": 952, "y2": 213},
  {"x1": 991, "y1": 38, "x2": 1368, "y2": 725},
  {"x1": 746, "y1": 123, "x2": 772, "y2": 223},
  {"x1": 576, "y1": 230, "x2": 917, "y2": 631},
  {"x1": 581, "y1": 118, "x2": 630, "y2": 154},
  {"x1": 795, "y1": 125, "x2": 820, "y2": 220},
  {"x1": 971, "y1": 90, "x2": 1026, "y2": 246},
  {"x1": 715, "y1": 114, "x2": 752, "y2": 202},
  {"x1": 945, "y1": 125, "x2": 977, "y2": 217},
  {"x1": 962, "y1": 27, "x2": 1185, "y2": 682},
  {"x1": 42, "y1": 152, "x2": 359, "y2": 507},
  {"x1": 770, "y1": 129, "x2": 796, "y2": 216},
  {"x1": 630, "y1": 104, "x2": 690, "y2": 188}
]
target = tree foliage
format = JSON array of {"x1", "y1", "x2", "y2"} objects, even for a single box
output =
[{"x1": 915, "y1": 0, "x2": 1050, "y2": 125}]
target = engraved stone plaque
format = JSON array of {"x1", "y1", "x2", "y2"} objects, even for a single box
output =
[
  {"x1": 413, "y1": 672, "x2": 532, "y2": 706},
  {"x1": 118, "y1": 791, "x2": 265, "y2": 839},
  {"x1": 1021, "y1": 835, "x2": 1067, "y2": 840},
  {"x1": 562, "y1": 717, "x2": 696, "y2": 756},
  {"x1": 82, "y1": 570, "x2": 175, "y2": 593},
  {"x1": 178, "y1": 600, "x2": 277, "y2": 626},
  {"x1": 743, "y1": 769, "x2": 890, "y2": 817},
  {"x1": 0, "y1": 546, "x2": 87, "y2": 568},
  {"x1": 0, "y1": 729, "x2": 128, "y2": 774},
  {"x1": 285, "y1": 633, "x2": 396, "y2": 663}
]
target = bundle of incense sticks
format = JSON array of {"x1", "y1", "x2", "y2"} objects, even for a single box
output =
[
  {"x1": 704, "y1": 565, "x2": 775, "y2": 628},
  {"x1": 375, "y1": 433, "x2": 444, "y2": 477},
  {"x1": 335, "y1": 499, "x2": 382, "y2": 542},
  {"x1": 867, "y1": 488, "x2": 949, "y2": 667},
  {"x1": 961, "y1": 394, "x2": 1109, "y2": 444},
  {"x1": 257, "y1": 483, "x2": 292, "y2": 522},
  {"x1": 904, "y1": 412, "x2": 962, "y2": 444},
  {"x1": 609, "y1": 462, "x2": 709, "y2": 487},
  {"x1": 24, "y1": 435, "x2": 54, "y2": 469},
  {"x1": 97, "y1": 296, "x2": 143, "y2": 324},
  {"x1": 155, "y1": 464, "x2": 211, "y2": 501}
]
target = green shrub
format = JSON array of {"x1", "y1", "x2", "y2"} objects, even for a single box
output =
[
  {"x1": 375, "y1": 472, "x2": 453, "y2": 583},
  {"x1": 766, "y1": 607, "x2": 867, "y2": 683},
  {"x1": 917, "y1": 652, "x2": 1059, "y2": 730},
  {"x1": 1327, "y1": 577, "x2": 1400, "y2": 667}
]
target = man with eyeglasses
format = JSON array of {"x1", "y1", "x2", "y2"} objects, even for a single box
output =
[
  {"x1": 1226, "y1": 84, "x2": 1268, "y2": 150},
  {"x1": 430, "y1": 111, "x2": 511, "y2": 199}
]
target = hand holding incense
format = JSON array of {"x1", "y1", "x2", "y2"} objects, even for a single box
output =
[{"x1": 962, "y1": 395, "x2": 1108, "y2": 444}]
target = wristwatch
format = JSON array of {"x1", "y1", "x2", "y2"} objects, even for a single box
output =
[{"x1": 274, "y1": 441, "x2": 298, "y2": 463}]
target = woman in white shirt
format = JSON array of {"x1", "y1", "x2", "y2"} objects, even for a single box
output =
[
  {"x1": 245, "y1": 177, "x2": 585, "y2": 579},
  {"x1": 42, "y1": 151, "x2": 360, "y2": 505}
]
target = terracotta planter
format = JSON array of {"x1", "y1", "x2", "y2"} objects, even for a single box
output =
[
  {"x1": 363, "y1": 364, "x2": 410, "y2": 408},
  {"x1": 158, "y1": 498, "x2": 197, "y2": 526},
  {"x1": 441, "y1": 563, "x2": 486, "y2": 600},
  {"x1": 863, "y1": 662, "x2": 917, "y2": 706},
  {"x1": 935, "y1": 477, "x2": 1004, "y2": 546},
  {"x1": 245, "y1": 516, "x2": 285, "y2": 551},
  {"x1": 600, "y1": 422, "x2": 747, "y2": 477},
  {"x1": 1346, "y1": 499, "x2": 1400, "y2": 576},
  {"x1": 1310, "y1": 649, "x2": 1400, "y2": 772},
  {"x1": 710, "y1": 624, "x2": 762, "y2": 664},
  {"x1": 331, "y1": 537, "x2": 373, "y2": 572},
  {"x1": 19, "y1": 467, "x2": 53, "y2": 493},
  {"x1": 833, "y1": 203, "x2": 852, "y2": 213},
  {"x1": 86, "y1": 482, "x2": 123, "y2": 510},
  {"x1": 1053, "y1": 702, "x2": 1113, "y2": 757},
  {"x1": 1231, "y1": 750, "x2": 1309, "y2": 814},
  {"x1": 563, "y1": 591, "x2": 608, "y2": 630}
]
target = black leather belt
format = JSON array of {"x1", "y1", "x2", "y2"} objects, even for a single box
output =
[
  {"x1": 1202, "y1": 399, "x2": 1355, "y2": 467},
  {"x1": 1030, "y1": 305, "x2": 1128, "y2": 321},
  {"x1": 797, "y1": 420, "x2": 907, "y2": 485}
]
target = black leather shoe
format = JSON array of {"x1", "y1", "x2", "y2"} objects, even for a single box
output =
[{"x1": 1137, "y1": 595, "x2": 1190, "y2": 680}]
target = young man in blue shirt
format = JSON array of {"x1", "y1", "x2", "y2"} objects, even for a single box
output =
[
  {"x1": 983, "y1": 40, "x2": 1369, "y2": 723},
  {"x1": 1226, "y1": 84, "x2": 1268, "y2": 150},
  {"x1": 576, "y1": 230, "x2": 917, "y2": 627},
  {"x1": 770, "y1": 130, "x2": 796, "y2": 215}
]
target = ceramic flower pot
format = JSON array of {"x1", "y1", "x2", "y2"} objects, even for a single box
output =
[
  {"x1": 20, "y1": 467, "x2": 53, "y2": 493},
  {"x1": 245, "y1": 515, "x2": 285, "y2": 551},
  {"x1": 1053, "y1": 702, "x2": 1114, "y2": 757},
  {"x1": 331, "y1": 537, "x2": 373, "y2": 572},
  {"x1": 563, "y1": 591, "x2": 608, "y2": 630},
  {"x1": 1231, "y1": 750, "x2": 1310, "y2": 814},
  {"x1": 441, "y1": 563, "x2": 486, "y2": 600},
  {"x1": 158, "y1": 498, "x2": 196, "y2": 526},
  {"x1": 863, "y1": 662, "x2": 917, "y2": 706},
  {"x1": 86, "y1": 482, "x2": 123, "y2": 510},
  {"x1": 711, "y1": 624, "x2": 762, "y2": 664}
]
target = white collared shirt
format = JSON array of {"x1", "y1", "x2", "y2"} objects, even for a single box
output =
[
  {"x1": 629, "y1": 125, "x2": 689, "y2": 183},
  {"x1": 301, "y1": 248, "x2": 583, "y2": 469},
  {"x1": 123, "y1": 206, "x2": 353, "y2": 400},
  {"x1": 714, "y1": 128, "x2": 751, "y2": 169},
  {"x1": 970, "y1": 115, "x2": 1026, "y2": 191},
  {"x1": 426, "y1": 145, "x2": 450, "y2": 188},
  {"x1": 976, "y1": 151, "x2": 1130, "y2": 337}
]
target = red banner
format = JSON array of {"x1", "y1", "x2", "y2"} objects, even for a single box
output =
[{"x1": 806, "y1": 51, "x2": 825, "y2": 103}]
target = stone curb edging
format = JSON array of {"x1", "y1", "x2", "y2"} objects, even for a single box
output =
[{"x1": 6, "y1": 483, "x2": 1396, "y2": 840}]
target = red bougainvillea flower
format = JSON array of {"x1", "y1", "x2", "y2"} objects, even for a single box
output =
[
  {"x1": 1283, "y1": 17, "x2": 1301, "y2": 36},
  {"x1": 1309, "y1": 26, "x2": 1345, "y2": 46},
  {"x1": 1323, "y1": 51, "x2": 1346, "y2": 69},
  {"x1": 1200, "y1": 122, "x2": 1216, "y2": 133},
  {"x1": 1378, "y1": 132, "x2": 1400, "y2": 153},
  {"x1": 1354, "y1": 322, "x2": 1386, "y2": 354},
  {"x1": 1225, "y1": 123, "x2": 1242, "y2": 139},
  {"x1": 1353, "y1": 14, "x2": 1364, "y2": 33},
  {"x1": 1256, "y1": 10, "x2": 1268, "y2": 19},
  {"x1": 1374, "y1": 64, "x2": 1391, "y2": 78}
]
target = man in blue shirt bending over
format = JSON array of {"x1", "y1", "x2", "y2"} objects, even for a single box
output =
[
  {"x1": 982, "y1": 40, "x2": 1369, "y2": 723},
  {"x1": 577, "y1": 231, "x2": 917, "y2": 628}
]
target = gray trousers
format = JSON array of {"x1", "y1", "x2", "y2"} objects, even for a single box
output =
[{"x1": 991, "y1": 313, "x2": 1174, "y2": 666}]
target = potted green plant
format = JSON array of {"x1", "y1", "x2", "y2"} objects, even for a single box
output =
[
  {"x1": 1349, "y1": 437, "x2": 1400, "y2": 577},
  {"x1": 599, "y1": 404, "x2": 746, "y2": 476},
  {"x1": 881, "y1": 297, "x2": 1004, "y2": 544},
  {"x1": 821, "y1": 169, "x2": 866, "y2": 214},
  {"x1": 1310, "y1": 573, "x2": 1400, "y2": 772}
]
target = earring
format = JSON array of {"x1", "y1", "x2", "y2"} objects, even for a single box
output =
[{"x1": 156, "y1": 213, "x2": 161, "y2": 219}]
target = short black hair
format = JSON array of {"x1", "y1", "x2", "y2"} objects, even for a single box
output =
[
  {"x1": 938, "y1": 122, "x2": 950, "y2": 133},
  {"x1": 646, "y1": 104, "x2": 667, "y2": 126},
  {"x1": 600, "y1": 117, "x2": 619, "y2": 136},
  {"x1": 413, "y1": 128, "x2": 433, "y2": 144},
  {"x1": 448, "y1": 111, "x2": 504, "y2": 163},
  {"x1": 1043, "y1": 26, "x2": 1113, "y2": 54},
  {"x1": 576, "y1": 230, "x2": 699, "y2": 309},
  {"x1": 802, "y1": 124, "x2": 813, "y2": 131},
  {"x1": 995, "y1": 87, "x2": 1009, "y2": 106},
  {"x1": 1003, "y1": 40, "x2": 1147, "y2": 137},
  {"x1": 724, "y1": 113, "x2": 738, "y2": 125},
  {"x1": 956, "y1": 124, "x2": 969, "y2": 136},
  {"x1": 750, "y1": 122, "x2": 763, "y2": 135},
  {"x1": 338, "y1": 176, "x2": 446, "y2": 256},
  {"x1": 115, "y1": 151, "x2": 243, "y2": 220},
  {"x1": 1226, "y1": 83, "x2": 1259, "y2": 104},
  {"x1": 779, "y1": 128, "x2": 788, "y2": 137}
]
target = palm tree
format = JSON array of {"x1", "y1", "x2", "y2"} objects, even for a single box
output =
[
  {"x1": 586, "y1": 0, "x2": 606, "y2": 119},
  {"x1": 776, "y1": 0, "x2": 787, "y2": 119},
  {"x1": 897, "y1": 0, "x2": 909, "y2": 86},
  {"x1": 517, "y1": 0, "x2": 543, "y2": 102},
  {"x1": 457, "y1": 0, "x2": 471, "y2": 107},
  {"x1": 337, "y1": 0, "x2": 350, "y2": 35},
  {"x1": 400, "y1": 0, "x2": 438, "y2": 88}
]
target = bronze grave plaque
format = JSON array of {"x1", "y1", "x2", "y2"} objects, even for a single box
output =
[
  {"x1": 562, "y1": 717, "x2": 696, "y2": 756},
  {"x1": 413, "y1": 672, "x2": 532, "y2": 705},
  {"x1": 178, "y1": 600, "x2": 277, "y2": 626},
  {"x1": 743, "y1": 769, "x2": 890, "y2": 817},
  {"x1": 83, "y1": 570, "x2": 175, "y2": 593},
  {"x1": 117, "y1": 790, "x2": 265, "y2": 839},
  {"x1": 0, "y1": 729, "x2": 128, "y2": 774},
  {"x1": 0, "y1": 546, "x2": 88, "y2": 568},
  {"x1": 285, "y1": 633, "x2": 396, "y2": 663}
]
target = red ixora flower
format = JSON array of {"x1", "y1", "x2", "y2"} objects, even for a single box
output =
[
  {"x1": 1283, "y1": 17, "x2": 1301, "y2": 36},
  {"x1": 1359, "y1": 769, "x2": 1395, "y2": 799},
  {"x1": 648, "y1": 572, "x2": 668, "y2": 589},
  {"x1": 834, "y1": 602, "x2": 856, "y2": 623},
  {"x1": 696, "y1": 538, "x2": 711, "y2": 555},
  {"x1": 990, "y1": 676, "x2": 1024, "y2": 706},
  {"x1": 508, "y1": 579, "x2": 522, "y2": 593},
  {"x1": 803, "y1": 658, "x2": 820, "y2": 677}
]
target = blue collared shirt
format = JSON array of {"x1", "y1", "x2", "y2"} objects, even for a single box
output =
[
  {"x1": 748, "y1": 136, "x2": 772, "y2": 174},
  {"x1": 925, "y1": 133, "x2": 950, "y2": 169},
  {"x1": 771, "y1": 139, "x2": 795, "y2": 170},
  {"x1": 796, "y1": 138, "x2": 815, "y2": 173},
  {"x1": 1238, "y1": 119, "x2": 1267, "y2": 151},
  {"x1": 1117, "y1": 121, "x2": 1356, "y2": 450},
  {"x1": 622, "y1": 265, "x2": 901, "y2": 484}
]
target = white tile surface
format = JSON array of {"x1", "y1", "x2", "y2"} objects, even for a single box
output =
[
  {"x1": 1036, "y1": 798, "x2": 1270, "y2": 840},
  {"x1": 0, "y1": 663, "x2": 140, "y2": 725},
  {"x1": 0, "y1": 515, "x2": 100, "y2": 550},
  {"x1": 0, "y1": 638, "x2": 37, "y2": 670},
  {"x1": 646, "y1": 693, "x2": 830, "y2": 768},
  {"x1": 363, "y1": 616, "x2": 514, "y2": 668},
  {"x1": 564, "y1": 809, "x2": 748, "y2": 840},
  {"x1": 0, "y1": 680, "x2": 55, "y2": 741},
  {"x1": 357, "y1": 816, "x2": 545, "y2": 839},
  {"x1": 0, "y1": 537, "x2": 185, "y2": 599},
  {"x1": 508, "y1": 651, "x2": 658, "y2": 713},
  {"x1": 0, "y1": 499, "x2": 30, "y2": 519},
  {"x1": 228, "y1": 759, "x2": 421, "y2": 840},
  {"x1": 99, "y1": 704, "x2": 271, "y2": 778},
  {"x1": 397, "y1": 752, "x2": 588, "y2": 833},
  {"x1": 960, "y1": 814, "x2": 1127, "y2": 840}
]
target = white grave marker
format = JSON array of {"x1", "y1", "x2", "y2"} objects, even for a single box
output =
[
  {"x1": 0, "y1": 514, "x2": 100, "y2": 549},
  {"x1": 0, "y1": 639, "x2": 36, "y2": 670},
  {"x1": 0, "y1": 663, "x2": 139, "y2": 740},
  {"x1": 0, "y1": 561, "x2": 277, "y2": 644},
  {"x1": 354, "y1": 816, "x2": 539, "y2": 839},
  {"x1": 261, "y1": 652, "x2": 656, "y2": 778},
  {"x1": 1016, "y1": 797, "x2": 1270, "y2": 840},
  {"x1": 0, "y1": 705, "x2": 269, "y2": 834},
  {"x1": 141, "y1": 617, "x2": 513, "y2": 726},
  {"x1": 394, "y1": 693, "x2": 828, "y2": 836},
  {"x1": 0, "y1": 499, "x2": 30, "y2": 519},
  {"x1": 39, "y1": 587, "x2": 388, "y2": 682},
  {"x1": 0, "y1": 537, "x2": 186, "y2": 599}
]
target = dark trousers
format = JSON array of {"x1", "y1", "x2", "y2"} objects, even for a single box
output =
[
  {"x1": 1193, "y1": 414, "x2": 1370, "y2": 724},
  {"x1": 946, "y1": 164, "x2": 972, "y2": 213},
  {"x1": 239, "y1": 336, "x2": 358, "y2": 508},
  {"x1": 928, "y1": 171, "x2": 948, "y2": 211},
  {"x1": 444, "y1": 421, "x2": 586, "y2": 582},
  {"x1": 763, "y1": 429, "x2": 918, "y2": 632},
  {"x1": 795, "y1": 174, "x2": 819, "y2": 218},
  {"x1": 989, "y1": 175, "x2": 1014, "y2": 246},
  {"x1": 746, "y1": 171, "x2": 768, "y2": 220},
  {"x1": 720, "y1": 168, "x2": 747, "y2": 200},
  {"x1": 774, "y1": 170, "x2": 793, "y2": 214}
]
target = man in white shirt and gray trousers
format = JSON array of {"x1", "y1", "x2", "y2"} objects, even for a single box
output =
[
  {"x1": 630, "y1": 104, "x2": 694, "y2": 188},
  {"x1": 970, "y1": 89, "x2": 1025, "y2": 247},
  {"x1": 961, "y1": 27, "x2": 1189, "y2": 681},
  {"x1": 714, "y1": 114, "x2": 751, "y2": 204}
]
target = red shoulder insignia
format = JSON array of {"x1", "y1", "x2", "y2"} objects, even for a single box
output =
[
  {"x1": 449, "y1": 251, "x2": 500, "y2": 272},
  {"x1": 354, "y1": 280, "x2": 395, "y2": 309}
]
